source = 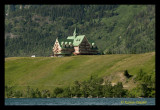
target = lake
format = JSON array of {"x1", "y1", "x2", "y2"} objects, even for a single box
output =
[{"x1": 5, "y1": 98, "x2": 155, "y2": 106}]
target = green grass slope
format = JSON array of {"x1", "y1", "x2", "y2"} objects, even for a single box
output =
[{"x1": 5, "y1": 52, "x2": 155, "y2": 91}]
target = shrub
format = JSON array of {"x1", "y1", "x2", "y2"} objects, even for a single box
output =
[
  {"x1": 124, "y1": 70, "x2": 132, "y2": 78},
  {"x1": 149, "y1": 89, "x2": 155, "y2": 97},
  {"x1": 61, "y1": 87, "x2": 71, "y2": 98},
  {"x1": 142, "y1": 75, "x2": 151, "y2": 85},
  {"x1": 35, "y1": 88, "x2": 41, "y2": 98},
  {"x1": 54, "y1": 87, "x2": 64, "y2": 96},
  {"x1": 112, "y1": 82, "x2": 124, "y2": 97},
  {"x1": 41, "y1": 89, "x2": 50, "y2": 98},
  {"x1": 14, "y1": 91, "x2": 22, "y2": 98},
  {"x1": 30, "y1": 88, "x2": 36, "y2": 98},
  {"x1": 135, "y1": 69, "x2": 145, "y2": 81},
  {"x1": 5, "y1": 86, "x2": 14, "y2": 98}
]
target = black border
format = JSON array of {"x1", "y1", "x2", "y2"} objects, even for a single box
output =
[
  {"x1": 3, "y1": 0, "x2": 157, "y2": 4},
  {"x1": 1, "y1": 0, "x2": 158, "y2": 109}
]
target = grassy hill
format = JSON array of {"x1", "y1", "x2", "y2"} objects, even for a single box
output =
[{"x1": 5, "y1": 52, "x2": 155, "y2": 93}]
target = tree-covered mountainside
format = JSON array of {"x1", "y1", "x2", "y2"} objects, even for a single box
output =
[{"x1": 5, "y1": 5, "x2": 155, "y2": 57}]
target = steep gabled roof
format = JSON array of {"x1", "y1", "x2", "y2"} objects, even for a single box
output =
[
  {"x1": 56, "y1": 28, "x2": 97, "y2": 47},
  {"x1": 73, "y1": 35, "x2": 85, "y2": 46}
]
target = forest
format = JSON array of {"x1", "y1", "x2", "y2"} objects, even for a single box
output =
[{"x1": 5, "y1": 5, "x2": 155, "y2": 57}]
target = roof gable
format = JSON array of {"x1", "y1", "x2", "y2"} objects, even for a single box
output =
[
  {"x1": 73, "y1": 35, "x2": 85, "y2": 46},
  {"x1": 55, "y1": 28, "x2": 96, "y2": 47}
]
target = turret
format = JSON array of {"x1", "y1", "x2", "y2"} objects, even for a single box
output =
[{"x1": 73, "y1": 28, "x2": 77, "y2": 37}]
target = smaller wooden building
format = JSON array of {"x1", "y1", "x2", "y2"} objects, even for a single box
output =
[{"x1": 53, "y1": 28, "x2": 98, "y2": 56}]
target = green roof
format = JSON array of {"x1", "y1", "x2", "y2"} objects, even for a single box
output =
[
  {"x1": 58, "y1": 38, "x2": 74, "y2": 47},
  {"x1": 67, "y1": 36, "x2": 75, "y2": 40},
  {"x1": 57, "y1": 35, "x2": 97, "y2": 48},
  {"x1": 56, "y1": 28, "x2": 97, "y2": 47},
  {"x1": 58, "y1": 34, "x2": 85, "y2": 47},
  {"x1": 64, "y1": 28, "x2": 86, "y2": 46},
  {"x1": 73, "y1": 35, "x2": 85, "y2": 46}
]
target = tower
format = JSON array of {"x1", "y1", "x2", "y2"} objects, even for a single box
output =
[{"x1": 73, "y1": 28, "x2": 77, "y2": 37}]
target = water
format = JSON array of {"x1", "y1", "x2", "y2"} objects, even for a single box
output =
[{"x1": 5, "y1": 98, "x2": 155, "y2": 106}]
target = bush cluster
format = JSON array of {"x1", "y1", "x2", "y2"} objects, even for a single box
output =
[{"x1": 5, "y1": 70, "x2": 155, "y2": 98}]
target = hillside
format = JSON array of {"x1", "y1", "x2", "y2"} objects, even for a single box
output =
[
  {"x1": 5, "y1": 5, "x2": 155, "y2": 57},
  {"x1": 5, "y1": 52, "x2": 155, "y2": 95}
]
